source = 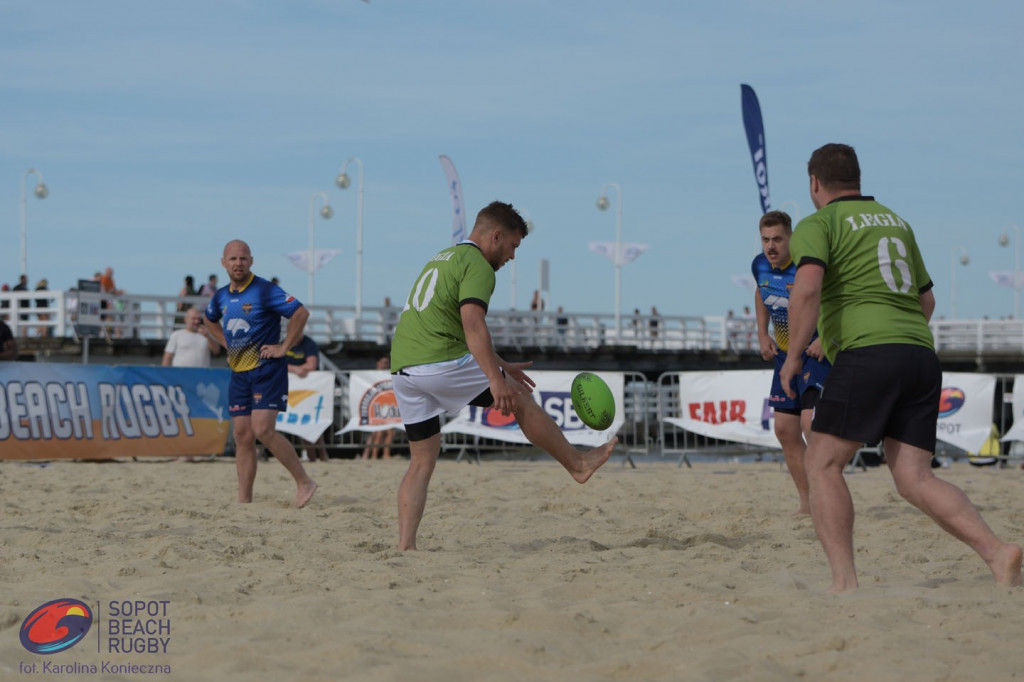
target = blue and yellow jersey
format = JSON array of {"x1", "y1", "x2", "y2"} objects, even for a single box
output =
[
  {"x1": 751, "y1": 252, "x2": 794, "y2": 352},
  {"x1": 204, "y1": 274, "x2": 303, "y2": 372}
]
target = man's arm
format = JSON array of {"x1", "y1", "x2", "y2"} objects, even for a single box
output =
[
  {"x1": 288, "y1": 353, "x2": 318, "y2": 378},
  {"x1": 461, "y1": 302, "x2": 522, "y2": 415},
  {"x1": 920, "y1": 289, "x2": 936, "y2": 322},
  {"x1": 754, "y1": 291, "x2": 776, "y2": 360},
  {"x1": 161, "y1": 352, "x2": 173, "y2": 366},
  {"x1": 779, "y1": 263, "x2": 824, "y2": 397},
  {"x1": 203, "y1": 316, "x2": 226, "y2": 349},
  {"x1": 260, "y1": 306, "x2": 310, "y2": 360}
]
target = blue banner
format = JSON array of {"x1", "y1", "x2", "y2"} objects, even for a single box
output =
[
  {"x1": 741, "y1": 84, "x2": 770, "y2": 214},
  {"x1": 0, "y1": 363, "x2": 231, "y2": 460}
]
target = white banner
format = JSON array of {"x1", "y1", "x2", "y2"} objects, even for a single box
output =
[
  {"x1": 285, "y1": 249, "x2": 342, "y2": 273},
  {"x1": 339, "y1": 370, "x2": 405, "y2": 434},
  {"x1": 275, "y1": 370, "x2": 335, "y2": 442},
  {"x1": 439, "y1": 155, "x2": 466, "y2": 245},
  {"x1": 441, "y1": 371, "x2": 624, "y2": 447},
  {"x1": 665, "y1": 370, "x2": 779, "y2": 448},
  {"x1": 937, "y1": 372, "x2": 994, "y2": 453},
  {"x1": 663, "y1": 369, "x2": 996, "y2": 453},
  {"x1": 588, "y1": 242, "x2": 649, "y2": 266},
  {"x1": 1001, "y1": 375, "x2": 1024, "y2": 443}
]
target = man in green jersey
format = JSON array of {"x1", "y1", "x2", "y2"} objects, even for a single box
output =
[
  {"x1": 390, "y1": 201, "x2": 617, "y2": 550},
  {"x1": 780, "y1": 143, "x2": 1021, "y2": 592}
]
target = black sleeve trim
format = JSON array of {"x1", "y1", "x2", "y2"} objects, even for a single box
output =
[
  {"x1": 460, "y1": 298, "x2": 488, "y2": 313},
  {"x1": 795, "y1": 256, "x2": 828, "y2": 270},
  {"x1": 919, "y1": 280, "x2": 934, "y2": 294}
]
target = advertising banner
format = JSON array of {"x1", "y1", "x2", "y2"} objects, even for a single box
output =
[
  {"x1": 275, "y1": 370, "x2": 336, "y2": 442},
  {"x1": 441, "y1": 371, "x2": 624, "y2": 447},
  {"x1": 339, "y1": 370, "x2": 404, "y2": 434},
  {"x1": 0, "y1": 363, "x2": 230, "y2": 460}
]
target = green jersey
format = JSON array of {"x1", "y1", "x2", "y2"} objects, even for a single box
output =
[
  {"x1": 789, "y1": 195, "x2": 934, "y2": 363},
  {"x1": 390, "y1": 242, "x2": 495, "y2": 372}
]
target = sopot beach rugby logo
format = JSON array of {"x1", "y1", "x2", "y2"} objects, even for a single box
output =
[{"x1": 19, "y1": 598, "x2": 94, "y2": 654}]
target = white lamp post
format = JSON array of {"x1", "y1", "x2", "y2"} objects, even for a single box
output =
[
  {"x1": 336, "y1": 157, "x2": 364, "y2": 318},
  {"x1": 596, "y1": 182, "x2": 622, "y2": 341},
  {"x1": 999, "y1": 224, "x2": 1022, "y2": 319},
  {"x1": 950, "y1": 247, "x2": 969, "y2": 319},
  {"x1": 20, "y1": 168, "x2": 49, "y2": 277},
  {"x1": 308, "y1": 192, "x2": 333, "y2": 304}
]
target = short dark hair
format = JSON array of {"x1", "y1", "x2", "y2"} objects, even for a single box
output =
[
  {"x1": 807, "y1": 143, "x2": 861, "y2": 191},
  {"x1": 759, "y1": 210, "x2": 792, "y2": 233},
  {"x1": 475, "y1": 201, "x2": 529, "y2": 239}
]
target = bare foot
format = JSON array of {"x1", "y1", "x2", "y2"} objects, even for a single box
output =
[
  {"x1": 791, "y1": 507, "x2": 811, "y2": 519},
  {"x1": 295, "y1": 480, "x2": 318, "y2": 508},
  {"x1": 572, "y1": 437, "x2": 617, "y2": 484},
  {"x1": 989, "y1": 543, "x2": 1023, "y2": 587}
]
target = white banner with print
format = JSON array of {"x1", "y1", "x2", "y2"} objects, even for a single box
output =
[
  {"x1": 664, "y1": 369, "x2": 995, "y2": 453},
  {"x1": 1001, "y1": 375, "x2": 1024, "y2": 443},
  {"x1": 937, "y1": 372, "x2": 994, "y2": 453},
  {"x1": 664, "y1": 370, "x2": 779, "y2": 448},
  {"x1": 275, "y1": 370, "x2": 335, "y2": 442},
  {"x1": 441, "y1": 371, "x2": 624, "y2": 447},
  {"x1": 339, "y1": 370, "x2": 404, "y2": 433}
]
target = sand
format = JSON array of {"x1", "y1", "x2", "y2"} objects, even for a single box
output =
[{"x1": 1, "y1": 454, "x2": 1021, "y2": 681}]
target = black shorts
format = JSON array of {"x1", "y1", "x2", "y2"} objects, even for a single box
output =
[
  {"x1": 775, "y1": 387, "x2": 822, "y2": 416},
  {"x1": 811, "y1": 344, "x2": 939, "y2": 451}
]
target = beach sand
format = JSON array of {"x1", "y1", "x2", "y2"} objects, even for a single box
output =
[{"x1": 1, "y1": 455, "x2": 1021, "y2": 681}]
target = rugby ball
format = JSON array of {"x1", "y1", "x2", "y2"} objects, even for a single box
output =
[{"x1": 571, "y1": 372, "x2": 615, "y2": 431}]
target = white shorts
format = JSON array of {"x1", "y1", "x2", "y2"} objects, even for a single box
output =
[{"x1": 392, "y1": 354, "x2": 493, "y2": 426}]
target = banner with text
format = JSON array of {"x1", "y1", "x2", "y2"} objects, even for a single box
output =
[
  {"x1": 339, "y1": 370, "x2": 404, "y2": 434},
  {"x1": 665, "y1": 370, "x2": 778, "y2": 448},
  {"x1": 275, "y1": 370, "x2": 336, "y2": 442},
  {"x1": 441, "y1": 371, "x2": 624, "y2": 447},
  {"x1": 0, "y1": 363, "x2": 231, "y2": 460},
  {"x1": 664, "y1": 369, "x2": 995, "y2": 452}
]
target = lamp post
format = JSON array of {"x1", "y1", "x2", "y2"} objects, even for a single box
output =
[
  {"x1": 510, "y1": 210, "x2": 535, "y2": 309},
  {"x1": 308, "y1": 192, "x2": 333, "y2": 305},
  {"x1": 336, "y1": 157, "x2": 364, "y2": 319},
  {"x1": 20, "y1": 168, "x2": 49, "y2": 277},
  {"x1": 999, "y1": 224, "x2": 1022, "y2": 319},
  {"x1": 596, "y1": 182, "x2": 622, "y2": 341},
  {"x1": 950, "y1": 247, "x2": 969, "y2": 319}
]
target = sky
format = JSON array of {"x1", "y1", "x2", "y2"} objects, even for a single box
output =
[{"x1": 3, "y1": 0, "x2": 1023, "y2": 321}]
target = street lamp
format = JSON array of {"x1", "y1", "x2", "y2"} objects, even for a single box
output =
[
  {"x1": 308, "y1": 192, "x2": 333, "y2": 304},
  {"x1": 20, "y1": 168, "x2": 49, "y2": 277},
  {"x1": 950, "y1": 247, "x2": 969, "y2": 319},
  {"x1": 596, "y1": 182, "x2": 622, "y2": 341},
  {"x1": 336, "y1": 157, "x2": 364, "y2": 319},
  {"x1": 998, "y1": 224, "x2": 1022, "y2": 319}
]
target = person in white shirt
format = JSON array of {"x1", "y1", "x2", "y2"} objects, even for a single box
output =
[{"x1": 162, "y1": 307, "x2": 220, "y2": 367}]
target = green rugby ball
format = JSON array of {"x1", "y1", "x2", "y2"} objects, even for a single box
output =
[{"x1": 571, "y1": 372, "x2": 615, "y2": 431}]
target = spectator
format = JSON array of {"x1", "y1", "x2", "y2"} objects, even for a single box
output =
[
  {"x1": 649, "y1": 306, "x2": 661, "y2": 342},
  {"x1": 381, "y1": 296, "x2": 399, "y2": 345},
  {"x1": 12, "y1": 274, "x2": 29, "y2": 337},
  {"x1": 1, "y1": 283, "x2": 10, "y2": 321},
  {"x1": 177, "y1": 275, "x2": 198, "y2": 323},
  {"x1": 285, "y1": 334, "x2": 330, "y2": 462},
  {"x1": 0, "y1": 315, "x2": 16, "y2": 360},
  {"x1": 34, "y1": 278, "x2": 51, "y2": 337},
  {"x1": 530, "y1": 289, "x2": 544, "y2": 312},
  {"x1": 555, "y1": 306, "x2": 569, "y2": 336},
  {"x1": 199, "y1": 274, "x2": 218, "y2": 297},
  {"x1": 163, "y1": 307, "x2": 220, "y2": 368}
]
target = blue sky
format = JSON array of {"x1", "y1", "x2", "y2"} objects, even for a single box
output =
[{"x1": 3, "y1": 0, "x2": 1023, "y2": 320}]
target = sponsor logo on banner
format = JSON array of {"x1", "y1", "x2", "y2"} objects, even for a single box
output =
[
  {"x1": 358, "y1": 379, "x2": 401, "y2": 426},
  {"x1": 468, "y1": 390, "x2": 586, "y2": 431},
  {"x1": 938, "y1": 387, "x2": 966, "y2": 418},
  {"x1": 687, "y1": 400, "x2": 747, "y2": 424}
]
